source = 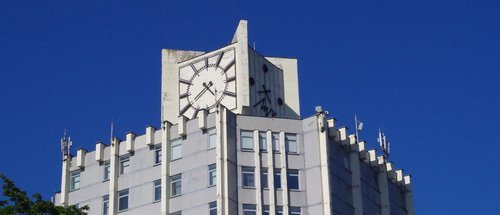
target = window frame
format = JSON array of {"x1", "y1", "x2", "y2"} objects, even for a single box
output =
[
  {"x1": 289, "y1": 206, "x2": 301, "y2": 215},
  {"x1": 259, "y1": 131, "x2": 267, "y2": 152},
  {"x1": 170, "y1": 139, "x2": 182, "y2": 161},
  {"x1": 119, "y1": 155, "x2": 130, "y2": 175},
  {"x1": 154, "y1": 180, "x2": 161, "y2": 202},
  {"x1": 154, "y1": 144, "x2": 162, "y2": 165},
  {"x1": 209, "y1": 201, "x2": 217, "y2": 215},
  {"x1": 240, "y1": 130, "x2": 254, "y2": 151},
  {"x1": 118, "y1": 189, "x2": 129, "y2": 212},
  {"x1": 261, "y1": 168, "x2": 268, "y2": 189},
  {"x1": 287, "y1": 169, "x2": 300, "y2": 190},
  {"x1": 70, "y1": 170, "x2": 80, "y2": 191},
  {"x1": 242, "y1": 204, "x2": 256, "y2": 215},
  {"x1": 103, "y1": 161, "x2": 110, "y2": 181},
  {"x1": 285, "y1": 133, "x2": 298, "y2": 154},
  {"x1": 208, "y1": 164, "x2": 216, "y2": 187},
  {"x1": 102, "y1": 195, "x2": 109, "y2": 215},
  {"x1": 262, "y1": 205, "x2": 270, "y2": 215},
  {"x1": 276, "y1": 206, "x2": 283, "y2": 215},
  {"x1": 272, "y1": 132, "x2": 280, "y2": 152},
  {"x1": 241, "y1": 166, "x2": 255, "y2": 188},
  {"x1": 274, "y1": 170, "x2": 281, "y2": 189},
  {"x1": 170, "y1": 174, "x2": 182, "y2": 197},
  {"x1": 208, "y1": 127, "x2": 217, "y2": 149}
]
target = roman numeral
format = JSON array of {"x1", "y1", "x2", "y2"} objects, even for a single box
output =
[
  {"x1": 225, "y1": 76, "x2": 236, "y2": 83},
  {"x1": 192, "y1": 109, "x2": 199, "y2": 119},
  {"x1": 223, "y1": 91, "x2": 236, "y2": 97},
  {"x1": 179, "y1": 93, "x2": 189, "y2": 99},
  {"x1": 179, "y1": 79, "x2": 192, "y2": 85},
  {"x1": 215, "y1": 52, "x2": 224, "y2": 68},
  {"x1": 204, "y1": 58, "x2": 208, "y2": 69},
  {"x1": 179, "y1": 104, "x2": 191, "y2": 116},
  {"x1": 190, "y1": 63, "x2": 197, "y2": 72},
  {"x1": 223, "y1": 59, "x2": 235, "y2": 73}
]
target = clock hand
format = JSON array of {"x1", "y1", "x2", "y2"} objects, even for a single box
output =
[
  {"x1": 204, "y1": 81, "x2": 215, "y2": 95},
  {"x1": 194, "y1": 88, "x2": 209, "y2": 101},
  {"x1": 193, "y1": 82, "x2": 210, "y2": 101}
]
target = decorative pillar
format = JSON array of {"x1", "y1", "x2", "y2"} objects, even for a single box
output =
[
  {"x1": 108, "y1": 137, "x2": 120, "y2": 215},
  {"x1": 379, "y1": 162, "x2": 392, "y2": 215},
  {"x1": 266, "y1": 130, "x2": 276, "y2": 215},
  {"x1": 316, "y1": 109, "x2": 332, "y2": 215},
  {"x1": 161, "y1": 121, "x2": 171, "y2": 215},
  {"x1": 348, "y1": 135, "x2": 363, "y2": 215}
]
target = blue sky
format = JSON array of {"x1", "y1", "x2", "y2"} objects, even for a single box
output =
[{"x1": 0, "y1": 0, "x2": 499, "y2": 214}]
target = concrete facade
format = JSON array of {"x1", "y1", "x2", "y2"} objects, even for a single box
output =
[{"x1": 55, "y1": 20, "x2": 414, "y2": 215}]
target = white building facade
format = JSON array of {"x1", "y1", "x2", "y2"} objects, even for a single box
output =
[{"x1": 55, "y1": 20, "x2": 414, "y2": 215}]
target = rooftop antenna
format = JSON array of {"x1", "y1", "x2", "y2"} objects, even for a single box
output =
[
  {"x1": 377, "y1": 129, "x2": 390, "y2": 162},
  {"x1": 354, "y1": 114, "x2": 363, "y2": 142},
  {"x1": 60, "y1": 129, "x2": 72, "y2": 160},
  {"x1": 110, "y1": 119, "x2": 115, "y2": 145}
]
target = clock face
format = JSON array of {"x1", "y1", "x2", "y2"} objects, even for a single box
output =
[{"x1": 178, "y1": 48, "x2": 237, "y2": 119}]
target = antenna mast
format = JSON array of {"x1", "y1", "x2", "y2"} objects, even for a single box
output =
[
  {"x1": 354, "y1": 114, "x2": 363, "y2": 142},
  {"x1": 60, "y1": 129, "x2": 72, "y2": 160},
  {"x1": 377, "y1": 129, "x2": 390, "y2": 162},
  {"x1": 110, "y1": 119, "x2": 114, "y2": 145}
]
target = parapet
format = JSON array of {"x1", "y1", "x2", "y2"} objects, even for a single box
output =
[{"x1": 331, "y1": 120, "x2": 412, "y2": 191}]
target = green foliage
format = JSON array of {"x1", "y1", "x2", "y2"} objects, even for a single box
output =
[{"x1": 0, "y1": 174, "x2": 88, "y2": 215}]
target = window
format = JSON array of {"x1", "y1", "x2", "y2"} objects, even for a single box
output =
[
  {"x1": 208, "y1": 164, "x2": 216, "y2": 187},
  {"x1": 209, "y1": 201, "x2": 217, "y2": 215},
  {"x1": 262, "y1": 205, "x2": 270, "y2": 215},
  {"x1": 242, "y1": 167, "x2": 255, "y2": 188},
  {"x1": 285, "y1": 133, "x2": 298, "y2": 153},
  {"x1": 155, "y1": 144, "x2": 162, "y2": 165},
  {"x1": 102, "y1": 195, "x2": 109, "y2": 215},
  {"x1": 261, "y1": 169, "x2": 268, "y2": 189},
  {"x1": 259, "y1": 132, "x2": 267, "y2": 151},
  {"x1": 70, "y1": 170, "x2": 80, "y2": 191},
  {"x1": 170, "y1": 139, "x2": 182, "y2": 161},
  {"x1": 288, "y1": 170, "x2": 300, "y2": 190},
  {"x1": 290, "y1": 206, "x2": 301, "y2": 215},
  {"x1": 170, "y1": 211, "x2": 182, "y2": 215},
  {"x1": 103, "y1": 161, "x2": 110, "y2": 181},
  {"x1": 154, "y1": 180, "x2": 161, "y2": 202},
  {"x1": 274, "y1": 170, "x2": 281, "y2": 189},
  {"x1": 241, "y1": 130, "x2": 254, "y2": 150},
  {"x1": 208, "y1": 128, "x2": 216, "y2": 149},
  {"x1": 276, "y1": 206, "x2": 283, "y2": 215},
  {"x1": 170, "y1": 174, "x2": 182, "y2": 197},
  {"x1": 272, "y1": 132, "x2": 280, "y2": 152},
  {"x1": 242, "y1": 204, "x2": 256, "y2": 215},
  {"x1": 118, "y1": 189, "x2": 129, "y2": 211},
  {"x1": 120, "y1": 155, "x2": 130, "y2": 175}
]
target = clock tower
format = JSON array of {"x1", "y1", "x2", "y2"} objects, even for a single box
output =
[{"x1": 161, "y1": 20, "x2": 300, "y2": 123}]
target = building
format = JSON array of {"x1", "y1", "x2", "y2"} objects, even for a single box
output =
[{"x1": 55, "y1": 20, "x2": 414, "y2": 215}]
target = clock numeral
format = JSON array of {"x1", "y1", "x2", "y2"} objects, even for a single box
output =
[
  {"x1": 215, "y1": 52, "x2": 224, "y2": 68},
  {"x1": 204, "y1": 58, "x2": 208, "y2": 69},
  {"x1": 223, "y1": 59, "x2": 235, "y2": 73},
  {"x1": 180, "y1": 79, "x2": 192, "y2": 85},
  {"x1": 179, "y1": 93, "x2": 189, "y2": 99},
  {"x1": 190, "y1": 63, "x2": 199, "y2": 76},
  {"x1": 225, "y1": 76, "x2": 236, "y2": 83},
  {"x1": 192, "y1": 109, "x2": 199, "y2": 119},
  {"x1": 180, "y1": 104, "x2": 191, "y2": 116},
  {"x1": 223, "y1": 91, "x2": 236, "y2": 97}
]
